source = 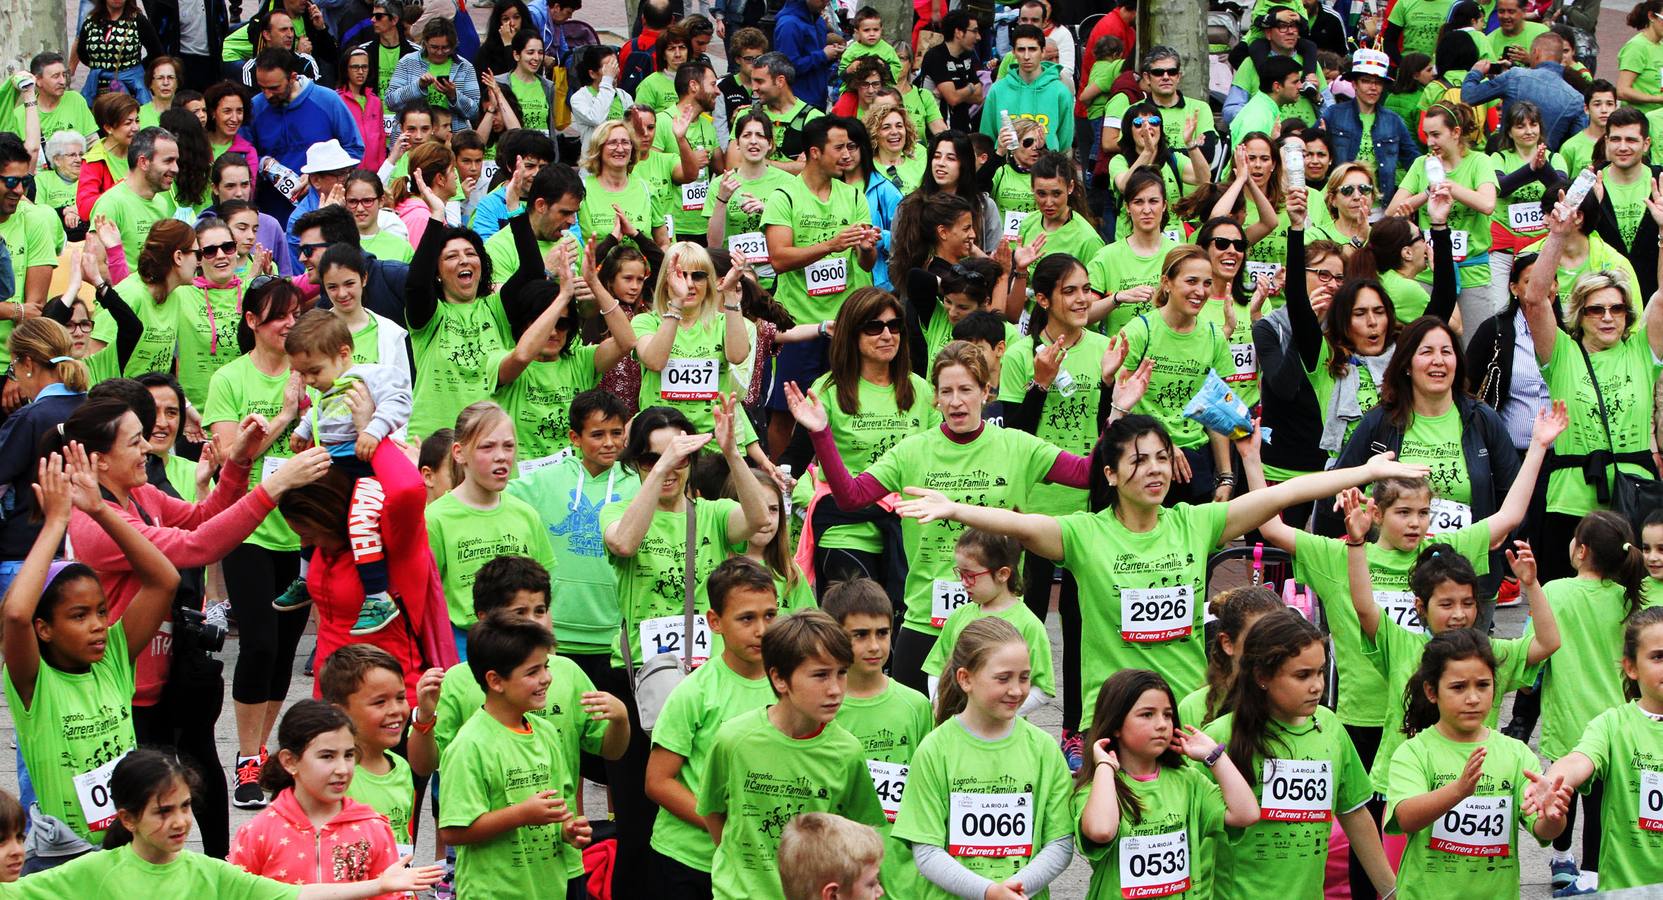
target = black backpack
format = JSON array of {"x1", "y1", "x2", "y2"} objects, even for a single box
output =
[{"x1": 618, "y1": 34, "x2": 657, "y2": 96}]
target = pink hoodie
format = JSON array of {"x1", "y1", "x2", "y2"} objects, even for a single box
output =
[
  {"x1": 338, "y1": 87, "x2": 388, "y2": 173},
  {"x1": 230, "y1": 788, "x2": 408, "y2": 898}
]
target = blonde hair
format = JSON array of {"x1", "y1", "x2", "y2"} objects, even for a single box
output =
[
  {"x1": 581, "y1": 120, "x2": 639, "y2": 176},
  {"x1": 777, "y1": 812, "x2": 885, "y2": 900},
  {"x1": 388, "y1": 140, "x2": 455, "y2": 207},
  {"x1": 8, "y1": 318, "x2": 89, "y2": 392},
  {"x1": 1324, "y1": 161, "x2": 1377, "y2": 217},
  {"x1": 1010, "y1": 116, "x2": 1046, "y2": 145},
  {"x1": 931, "y1": 339, "x2": 994, "y2": 391},
  {"x1": 650, "y1": 242, "x2": 720, "y2": 320},
  {"x1": 864, "y1": 101, "x2": 918, "y2": 162},
  {"x1": 934, "y1": 617, "x2": 1028, "y2": 724},
  {"x1": 1564, "y1": 269, "x2": 1637, "y2": 343},
  {"x1": 453, "y1": 400, "x2": 513, "y2": 455},
  {"x1": 1152, "y1": 244, "x2": 1212, "y2": 311}
]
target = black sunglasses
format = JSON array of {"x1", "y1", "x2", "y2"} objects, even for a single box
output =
[
  {"x1": 859, "y1": 318, "x2": 904, "y2": 336},
  {"x1": 1208, "y1": 236, "x2": 1246, "y2": 252},
  {"x1": 0, "y1": 174, "x2": 34, "y2": 191},
  {"x1": 687, "y1": 271, "x2": 710, "y2": 282},
  {"x1": 1020, "y1": 137, "x2": 1040, "y2": 148},
  {"x1": 299, "y1": 241, "x2": 329, "y2": 258},
  {"x1": 247, "y1": 274, "x2": 281, "y2": 293},
  {"x1": 201, "y1": 240, "x2": 238, "y2": 258},
  {"x1": 1145, "y1": 66, "x2": 1180, "y2": 77}
]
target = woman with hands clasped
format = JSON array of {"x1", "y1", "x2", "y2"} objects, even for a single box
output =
[
  {"x1": 705, "y1": 111, "x2": 795, "y2": 289},
  {"x1": 1526, "y1": 194, "x2": 1663, "y2": 582}
]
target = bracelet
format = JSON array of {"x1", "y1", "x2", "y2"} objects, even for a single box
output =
[
  {"x1": 1214, "y1": 474, "x2": 1236, "y2": 487},
  {"x1": 411, "y1": 714, "x2": 436, "y2": 735},
  {"x1": 723, "y1": 303, "x2": 742, "y2": 312},
  {"x1": 1380, "y1": 888, "x2": 1396, "y2": 900},
  {"x1": 818, "y1": 321, "x2": 829, "y2": 338},
  {"x1": 598, "y1": 300, "x2": 620, "y2": 316},
  {"x1": 716, "y1": 193, "x2": 733, "y2": 203},
  {"x1": 1344, "y1": 537, "x2": 1368, "y2": 547},
  {"x1": 663, "y1": 311, "x2": 683, "y2": 321},
  {"x1": 1203, "y1": 744, "x2": 1226, "y2": 768},
  {"x1": 1110, "y1": 403, "x2": 1130, "y2": 415}
]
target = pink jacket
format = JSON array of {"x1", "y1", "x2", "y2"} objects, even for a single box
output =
[
  {"x1": 230, "y1": 788, "x2": 407, "y2": 898},
  {"x1": 216, "y1": 132, "x2": 260, "y2": 184},
  {"x1": 69, "y1": 460, "x2": 274, "y2": 706},
  {"x1": 338, "y1": 88, "x2": 388, "y2": 173},
  {"x1": 393, "y1": 197, "x2": 434, "y2": 250}
]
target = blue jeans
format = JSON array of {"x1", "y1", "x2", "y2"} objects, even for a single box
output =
[{"x1": 80, "y1": 66, "x2": 149, "y2": 105}]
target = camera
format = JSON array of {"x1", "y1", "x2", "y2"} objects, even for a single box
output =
[{"x1": 175, "y1": 605, "x2": 227, "y2": 656}]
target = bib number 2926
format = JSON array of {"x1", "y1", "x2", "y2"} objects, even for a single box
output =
[{"x1": 1120, "y1": 586, "x2": 1194, "y2": 642}]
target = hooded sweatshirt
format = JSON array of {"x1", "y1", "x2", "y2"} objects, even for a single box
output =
[
  {"x1": 773, "y1": 0, "x2": 836, "y2": 110},
  {"x1": 247, "y1": 76, "x2": 367, "y2": 182},
  {"x1": 978, "y1": 60, "x2": 1075, "y2": 151},
  {"x1": 229, "y1": 788, "x2": 406, "y2": 899}
]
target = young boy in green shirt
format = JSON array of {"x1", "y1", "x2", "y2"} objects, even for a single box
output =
[
  {"x1": 319, "y1": 644, "x2": 423, "y2": 857},
  {"x1": 825, "y1": 578, "x2": 933, "y2": 899},
  {"x1": 699, "y1": 608, "x2": 888, "y2": 900},
  {"x1": 644, "y1": 556, "x2": 783, "y2": 894},
  {"x1": 777, "y1": 812, "x2": 887, "y2": 900},
  {"x1": 839, "y1": 7, "x2": 903, "y2": 82},
  {"x1": 436, "y1": 613, "x2": 593, "y2": 899}
]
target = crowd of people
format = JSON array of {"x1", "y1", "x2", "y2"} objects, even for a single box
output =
[{"x1": 0, "y1": 0, "x2": 1658, "y2": 896}]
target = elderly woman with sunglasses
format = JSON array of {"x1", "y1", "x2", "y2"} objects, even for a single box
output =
[{"x1": 1311, "y1": 162, "x2": 1378, "y2": 252}]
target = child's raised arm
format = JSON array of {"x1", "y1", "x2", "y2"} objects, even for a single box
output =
[
  {"x1": 1506, "y1": 541, "x2": 1561, "y2": 666},
  {"x1": 1343, "y1": 489, "x2": 1384, "y2": 641},
  {"x1": 293, "y1": 856, "x2": 445, "y2": 899},
  {"x1": 1077, "y1": 740, "x2": 1123, "y2": 843},
  {"x1": 2, "y1": 453, "x2": 75, "y2": 709}
]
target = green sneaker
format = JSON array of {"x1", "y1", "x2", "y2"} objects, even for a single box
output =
[
  {"x1": 349, "y1": 594, "x2": 400, "y2": 636},
  {"x1": 271, "y1": 577, "x2": 311, "y2": 612}
]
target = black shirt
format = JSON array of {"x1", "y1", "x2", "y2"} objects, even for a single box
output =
[{"x1": 921, "y1": 43, "x2": 979, "y2": 132}]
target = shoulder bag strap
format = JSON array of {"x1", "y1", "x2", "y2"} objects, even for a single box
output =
[
  {"x1": 683, "y1": 496, "x2": 698, "y2": 673},
  {"x1": 1577, "y1": 341, "x2": 1618, "y2": 455}
]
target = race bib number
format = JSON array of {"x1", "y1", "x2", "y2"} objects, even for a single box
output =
[
  {"x1": 1118, "y1": 830, "x2": 1190, "y2": 899},
  {"x1": 931, "y1": 578, "x2": 971, "y2": 627},
  {"x1": 681, "y1": 178, "x2": 710, "y2": 211},
  {"x1": 1375, "y1": 590, "x2": 1423, "y2": 632},
  {"x1": 271, "y1": 167, "x2": 301, "y2": 197},
  {"x1": 1428, "y1": 498, "x2": 1472, "y2": 532},
  {"x1": 1640, "y1": 770, "x2": 1663, "y2": 832},
  {"x1": 517, "y1": 448, "x2": 571, "y2": 475},
  {"x1": 480, "y1": 160, "x2": 499, "y2": 185},
  {"x1": 867, "y1": 760, "x2": 909, "y2": 822},
  {"x1": 1507, "y1": 202, "x2": 1544, "y2": 233},
  {"x1": 1245, "y1": 261, "x2": 1282, "y2": 292},
  {"x1": 1003, "y1": 209, "x2": 1028, "y2": 239},
  {"x1": 660, "y1": 358, "x2": 721, "y2": 400},
  {"x1": 947, "y1": 792, "x2": 1033, "y2": 857},
  {"x1": 75, "y1": 752, "x2": 131, "y2": 832},
  {"x1": 728, "y1": 231, "x2": 768, "y2": 264},
  {"x1": 381, "y1": 112, "x2": 397, "y2": 135},
  {"x1": 1226, "y1": 341, "x2": 1257, "y2": 383},
  {"x1": 639, "y1": 614, "x2": 712, "y2": 665},
  {"x1": 1260, "y1": 759, "x2": 1333, "y2": 822},
  {"x1": 261, "y1": 455, "x2": 286, "y2": 482},
  {"x1": 805, "y1": 255, "x2": 849, "y2": 296},
  {"x1": 1120, "y1": 586, "x2": 1194, "y2": 643},
  {"x1": 1430, "y1": 795, "x2": 1511, "y2": 856},
  {"x1": 1425, "y1": 228, "x2": 1469, "y2": 261}
]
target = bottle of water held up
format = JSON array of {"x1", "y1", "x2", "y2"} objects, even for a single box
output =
[
  {"x1": 1563, "y1": 167, "x2": 1599, "y2": 210},
  {"x1": 1425, "y1": 154, "x2": 1446, "y2": 187},
  {"x1": 1002, "y1": 110, "x2": 1016, "y2": 151},
  {"x1": 1281, "y1": 141, "x2": 1306, "y2": 191}
]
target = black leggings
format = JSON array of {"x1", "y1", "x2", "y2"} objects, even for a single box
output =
[
  {"x1": 1344, "y1": 724, "x2": 1386, "y2": 900},
  {"x1": 224, "y1": 544, "x2": 305, "y2": 705},
  {"x1": 812, "y1": 546, "x2": 882, "y2": 601},
  {"x1": 133, "y1": 688, "x2": 229, "y2": 858},
  {"x1": 1537, "y1": 512, "x2": 1582, "y2": 586},
  {"x1": 1553, "y1": 777, "x2": 1604, "y2": 870},
  {"x1": 603, "y1": 666, "x2": 663, "y2": 900},
  {"x1": 891, "y1": 627, "x2": 936, "y2": 696},
  {"x1": 1022, "y1": 552, "x2": 1082, "y2": 731},
  {"x1": 562, "y1": 651, "x2": 614, "y2": 787}
]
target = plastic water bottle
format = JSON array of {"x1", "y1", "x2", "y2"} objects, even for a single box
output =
[
  {"x1": 1425, "y1": 155, "x2": 1446, "y2": 187},
  {"x1": 1001, "y1": 111, "x2": 1016, "y2": 151},
  {"x1": 778, "y1": 465, "x2": 795, "y2": 518},
  {"x1": 1563, "y1": 167, "x2": 1599, "y2": 210},
  {"x1": 1281, "y1": 141, "x2": 1306, "y2": 191}
]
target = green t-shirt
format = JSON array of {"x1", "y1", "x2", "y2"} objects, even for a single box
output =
[
  {"x1": 1196, "y1": 295, "x2": 1260, "y2": 410},
  {"x1": 1385, "y1": 727, "x2": 1545, "y2": 900},
  {"x1": 1541, "y1": 577, "x2": 1645, "y2": 759},
  {"x1": 508, "y1": 72, "x2": 549, "y2": 132},
  {"x1": 506, "y1": 457, "x2": 641, "y2": 654},
  {"x1": 482, "y1": 227, "x2": 556, "y2": 291},
  {"x1": 1017, "y1": 210, "x2": 1107, "y2": 278},
  {"x1": 424, "y1": 59, "x2": 455, "y2": 109},
  {"x1": 1605, "y1": 167, "x2": 1652, "y2": 248},
  {"x1": 1486, "y1": 21, "x2": 1549, "y2": 60},
  {"x1": 1243, "y1": 205, "x2": 1293, "y2": 308},
  {"x1": 648, "y1": 654, "x2": 776, "y2": 871},
  {"x1": 1116, "y1": 312, "x2": 1234, "y2": 450},
  {"x1": 1230, "y1": 91, "x2": 1283, "y2": 148},
  {"x1": 922, "y1": 601, "x2": 1055, "y2": 694},
  {"x1": 1309, "y1": 343, "x2": 1383, "y2": 453},
  {"x1": 865, "y1": 425, "x2": 1062, "y2": 634},
  {"x1": 1177, "y1": 685, "x2": 1211, "y2": 728},
  {"x1": 1569, "y1": 701, "x2": 1663, "y2": 890},
  {"x1": 1365, "y1": 615, "x2": 1537, "y2": 794},
  {"x1": 1358, "y1": 111, "x2": 1378, "y2": 165},
  {"x1": 1380, "y1": 269, "x2": 1433, "y2": 322},
  {"x1": 1539, "y1": 327, "x2": 1662, "y2": 516},
  {"x1": 999, "y1": 329, "x2": 1110, "y2": 512},
  {"x1": 1560, "y1": 131, "x2": 1597, "y2": 180},
  {"x1": 425, "y1": 491, "x2": 556, "y2": 627},
  {"x1": 1083, "y1": 59, "x2": 1122, "y2": 118},
  {"x1": 34, "y1": 93, "x2": 97, "y2": 148},
  {"x1": 628, "y1": 312, "x2": 748, "y2": 436},
  {"x1": 1203, "y1": 706, "x2": 1373, "y2": 900},
  {"x1": 599, "y1": 496, "x2": 745, "y2": 668},
  {"x1": 634, "y1": 149, "x2": 679, "y2": 233},
  {"x1": 892, "y1": 716, "x2": 1074, "y2": 897},
  {"x1": 408, "y1": 296, "x2": 512, "y2": 439},
  {"x1": 840, "y1": 38, "x2": 903, "y2": 80},
  {"x1": 1291, "y1": 523, "x2": 1492, "y2": 728},
  {"x1": 1104, "y1": 93, "x2": 1218, "y2": 152},
  {"x1": 34, "y1": 170, "x2": 76, "y2": 214},
  {"x1": 377, "y1": 43, "x2": 400, "y2": 97},
  {"x1": 0, "y1": 844, "x2": 299, "y2": 897},
  {"x1": 704, "y1": 166, "x2": 794, "y2": 284},
  {"x1": 437, "y1": 708, "x2": 581, "y2": 890},
  {"x1": 990, "y1": 165, "x2": 1036, "y2": 235},
  {"x1": 1073, "y1": 762, "x2": 1224, "y2": 900},
  {"x1": 760, "y1": 176, "x2": 873, "y2": 324},
  {"x1": 812, "y1": 371, "x2": 939, "y2": 554},
  {"x1": 577, "y1": 170, "x2": 658, "y2": 244},
  {"x1": 88, "y1": 273, "x2": 179, "y2": 379},
  {"x1": 876, "y1": 150, "x2": 927, "y2": 196},
  {"x1": 202, "y1": 355, "x2": 299, "y2": 550},
  {"x1": 1390, "y1": 0, "x2": 1458, "y2": 59},
  {"x1": 1396, "y1": 151, "x2": 1497, "y2": 289},
  {"x1": 835, "y1": 679, "x2": 934, "y2": 899},
  {"x1": 1491, "y1": 147, "x2": 1562, "y2": 240},
  {"x1": 0, "y1": 203, "x2": 60, "y2": 364},
  {"x1": 172, "y1": 282, "x2": 244, "y2": 408},
  {"x1": 633, "y1": 70, "x2": 678, "y2": 115},
  {"x1": 699, "y1": 709, "x2": 888, "y2": 899},
  {"x1": 345, "y1": 753, "x2": 414, "y2": 852},
  {"x1": 652, "y1": 109, "x2": 721, "y2": 238},
  {"x1": 1086, "y1": 239, "x2": 1176, "y2": 334},
  {"x1": 1619, "y1": 32, "x2": 1663, "y2": 114},
  {"x1": 2, "y1": 621, "x2": 135, "y2": 843},
  {"x1": 1398, "y1": 407, "x2": 1472, "y2": 506},
  {"x1": 1058, "y1": 502, "x2": 1230, "y2": 726},
  {"x1": 89, "y1": 182, "x2": 178, "y2": 270},
  {"x1": 1232, "y1": 56, "x2": 1326, "y2": 126},
  {"x1": 900, "y1": 84, "x2": 944, "y2": 141},
  {"x1": 490, "y1": 343, "x2": 600, "y2": 467},
  {"x1": 362, "y1": 227, "x2": 415, "y2": 263},
  {"x1": 1107, "y1": 155, "x2": 1193, "y2": 244}
]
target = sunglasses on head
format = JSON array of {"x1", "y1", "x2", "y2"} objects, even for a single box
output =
[
  {"x1": 1337, "y1": 183, "x2": 1375, "y2": 197},
  {"x1": 859, "y1": 318, "x2": 904, "y2": 336},
  {"x1": 1208, "y1": 236, "x2": 1247, "y2": 252},
  {"x1": 201, "y1": 240, "x2": 238, "y2": 257}
]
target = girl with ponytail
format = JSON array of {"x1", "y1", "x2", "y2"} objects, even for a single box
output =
[
  {"x1": 1204, "y1": 608, "x2": 1396, "y2": 899},
  {"x1": 1074, "y1": 668, "x2": 1257, "y2": 900},
  {"x1": 1180, "y1": 586, "x2": 1283, "y2": 726},
  {"x1": 0, "y1": 318, "x2": 88, "y2": 565}
]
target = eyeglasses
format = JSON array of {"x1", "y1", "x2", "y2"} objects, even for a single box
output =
[
  {"x1": 1337, "y1": 183, "x2": 1375, "y2": 197},
  {"x1": 1208, "y1": 236, "x2": 1246, "y2": 252},
  {"x1": 1581, "y1": 303, "x2": 1628, "y2": 319},
  {"x1": 347, "y1": 62, "x2": 370, "y2": 71},
  {"x1": 602, "y1": 138, "x2": 633, "y2": 148},
  {"x1": 345, "y1": 195, "x2": 378, "y2": 207},
  {"x1": 201, "y1": 240, "x2": 238, "y2": 258},
  {"x1": 1130, "y1": 115, "x2": 1162, "y2": 127},
  {"x1": 67, "y1": 320, "x2": 94, "y2": 333},
  {"x1": 952, "y1": 566, "x2": 991, "y2": 585},
  {"x1": 859, "y1": 79, "x2": 883, "y2": 89},
  {"x1": 859, "y1": 318, "x2": 904, "y2": 336},
  {"x1": 737, "y1": 54, "x2": 761, "y2": 65},
  {"x1": 1145, "y1": 66, "x2": 1180, "y2": 77},
  {"x1": 1311, "y1": 269, "x2": 1344, "y2": 284},
  {"x1": 299, "y1": 241, "x2": 329, "y2": 258},
  {"x1": 0, "y1": 174, "x2": 34, "y2": 191}
]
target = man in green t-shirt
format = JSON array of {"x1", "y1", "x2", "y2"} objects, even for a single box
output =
[
  {"x1": 0, "y1": 136, "x2": 56, "y2": 380},
  {"x1": 1594, "y1": 106, "x2": 1659, "y2": 268},
  {"x1": 89, "y1": 126, "x2": 179, "y2": 270},
  {"x1": 1487, "y1": 0, "x2": 1550, "y2": 65},
  {"x1": 1231, "y1": 54, "x2": 1303, "y2": 146},
  {"x1": 484, "y1": 164, "x2": 583, "y2": 288},
  {"x1": 653, "y1": 61, "x2": 725, "y2": 241},
  {"x1": 22, "y1": 53, "x2": 95, "y2": 153},
  {"x1": 733, "y1": 52, "x2": 825, "y2": 174},
  {"x1": 1102, "y1": 48, "x2": 1218, "y2": 160}
]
